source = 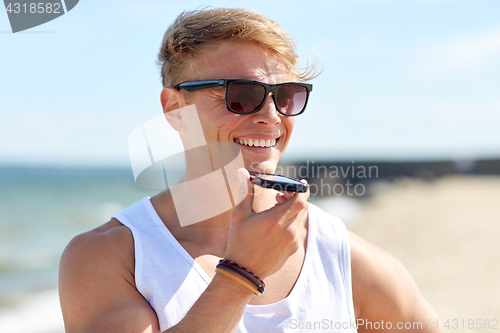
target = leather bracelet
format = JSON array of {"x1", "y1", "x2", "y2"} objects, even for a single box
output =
[
  {"x1": 217, "y1": 259, "x2": 265, "y2": 293},
  {"x1": 219, "y1": 259, "x2": 265, "y2": 288},
  {"x1": 216, "y1": 263, "x2": 264, "y2": 293},
  {"x1": 216, "y1": 267, "x2": 261, "y2": 295}
]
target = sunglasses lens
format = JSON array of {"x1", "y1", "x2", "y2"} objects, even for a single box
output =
[
  {"x1": 276, "y1": 84, "x2": 308, "y2": 115},
  {"x1": 227, "y1": 82, "x2": 266, "y2": 113}
]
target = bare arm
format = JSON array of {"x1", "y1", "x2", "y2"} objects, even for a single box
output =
[
  {"x1": 349, "y1": 231, "x2": 443, "y2": 333},
  {"x1": 59, "y1": 223, "x2": 160, "y2": 333},
  {"x1": 59, "y1": 169, "x2": 309, "y2": 333}
]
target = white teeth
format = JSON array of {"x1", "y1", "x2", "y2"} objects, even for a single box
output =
[{"x1": 234, "y1": 138, "x2": 278, "y2": 147}]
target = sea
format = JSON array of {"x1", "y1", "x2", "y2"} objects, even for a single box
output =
[
  {"x1": 0, "y1": 165, "x2": 362, "y2": 333},
  {"x1": 0, "y1": 166, "x2": 159, "y2": 333}
]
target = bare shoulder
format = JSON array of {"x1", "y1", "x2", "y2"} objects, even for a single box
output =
[
  {"x1": 348, "y1": 231, "x2": 441, "y2": 332},
  {"x1": 348, "y1": 231, "x2": 417, "y2": 316},
  {"x1": 59, "y1": 219, "x2": 159, "y2": 333},
  {"x1": 60, "y1": 219, "x2": 135, "y2": 279}
]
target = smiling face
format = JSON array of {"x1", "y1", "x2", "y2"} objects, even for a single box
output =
[{"x1": 183, "y1": 42, "x2": 297, "y2": 173}]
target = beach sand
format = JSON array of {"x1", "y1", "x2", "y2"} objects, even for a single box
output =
[{"x1": 347, "y1": 176, "x2": 500, "y2": 332}]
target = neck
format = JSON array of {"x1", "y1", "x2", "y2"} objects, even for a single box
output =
[
  {"x1": 156, "y1": 150, "x2": 279, "y2": 247},
  {"x1": 152, "y1": 183, "x2": 278, "y2": 249}
]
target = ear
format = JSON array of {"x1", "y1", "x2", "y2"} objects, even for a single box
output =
[{"x1": 161, "y1": 87, "x2": 187, "y2": 132}]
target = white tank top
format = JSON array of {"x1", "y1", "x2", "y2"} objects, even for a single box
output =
[{"x1": 112, "y1": 197, "x2": 357, "y2": 332}]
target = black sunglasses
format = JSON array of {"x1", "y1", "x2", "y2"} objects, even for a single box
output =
[{"x1": 175, "y1": 79, "x2": 313, "y2": 116}]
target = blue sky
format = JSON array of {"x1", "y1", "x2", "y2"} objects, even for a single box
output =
[{"x1": 1, "y1": 0, "x2": 499, "y2": 166}]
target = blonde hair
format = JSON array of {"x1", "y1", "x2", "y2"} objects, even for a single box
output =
[{"x1": 158, "y1": 8, "x2": 319, "y2": 87}]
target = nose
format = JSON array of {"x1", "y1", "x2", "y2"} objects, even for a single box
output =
[{"x1": 251, "y1": 93, "x2": 281, "y2": 125}]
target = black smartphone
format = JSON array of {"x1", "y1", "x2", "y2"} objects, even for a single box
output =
[{"x1": 249, "y1": 172, "x2": 309, "y2": 193}]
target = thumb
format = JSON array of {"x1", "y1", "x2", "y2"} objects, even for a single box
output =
[{"x1": 235, "y1": 168, "x2": 254, "y2": 208}]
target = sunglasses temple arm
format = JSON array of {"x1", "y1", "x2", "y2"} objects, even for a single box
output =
[{"x1": 178, "y1": 80, "x2": 223, "y2": 92}]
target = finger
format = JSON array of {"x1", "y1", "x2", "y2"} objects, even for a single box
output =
[
  {"x1": 297, "y1": 179, "x2": 310, "y2": 201},
  {"x1": 278, "y1": 179, "x2": 307, "y2": 200},
  {"x1": 234, "y1": 168, "x2": 254, "y2": 213},
  {"x1": 266, "y1": 188, "x2": 308, "y2": 224},
  {"x1": 275, "y1": 192, "x2": 287, "y2": 205}
]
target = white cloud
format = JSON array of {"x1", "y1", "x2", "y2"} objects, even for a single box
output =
[
  {"x1": 406, "y1": 29, "x2": 500, "y2": 81},
  {"x1": 444, "y1": 31, "x2": 500, "y2": 67},
  {"x1": 0, "y1": 106, "x2": 135, "y2": 166},
  {"x1": 364, "y1": 97, "x2": 500, "y2": 127},
  {"x1": 286, "y1": 95, "x2": 500, "y2": 161}
]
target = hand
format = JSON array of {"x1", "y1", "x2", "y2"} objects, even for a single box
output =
[{"x1": 224, "y1": 168, "x2": 309, "y2": 279}]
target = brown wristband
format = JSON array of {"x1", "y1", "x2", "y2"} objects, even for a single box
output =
[
  {"x1": 215, "y1": 267, "x2": 261, "y2": 295},
  {"x1": 217, "y1": 259, "x2": 265, "y2": 294}
]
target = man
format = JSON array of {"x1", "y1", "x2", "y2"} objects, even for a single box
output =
[{"x1": 59, "y1": 8, "x2": 441, "y2": 333}]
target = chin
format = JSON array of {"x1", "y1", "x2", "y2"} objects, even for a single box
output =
[{"x1": 245, "y1": 160, "x2": 279, "y2": 174}]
